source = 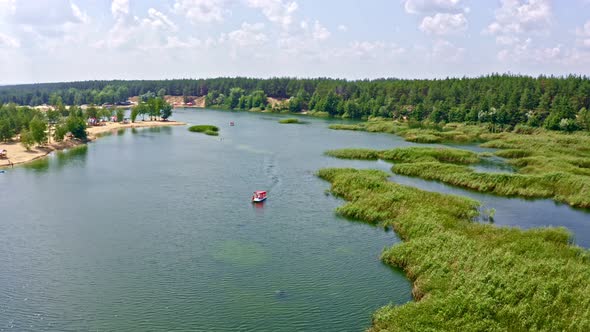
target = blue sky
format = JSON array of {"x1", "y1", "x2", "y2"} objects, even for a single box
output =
[{"x1": 0, "y1": 0, "x2": 589, "y2": 84}]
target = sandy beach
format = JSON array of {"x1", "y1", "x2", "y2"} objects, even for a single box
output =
[{"x1": 0, "y1": 120, "x2": 185, "y2": 168}]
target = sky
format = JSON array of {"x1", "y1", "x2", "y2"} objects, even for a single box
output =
[{"x1": 0, "y1": 0, "x2": 589, "y2": 84}]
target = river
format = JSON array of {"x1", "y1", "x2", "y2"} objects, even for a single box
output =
[{"x1": 0, "y1": 108, "x2": 588, "y2": 331}]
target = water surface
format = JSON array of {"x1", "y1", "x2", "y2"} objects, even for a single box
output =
[
  {"x1": 1, "y1": 110, "x2": 413, "y2": 331},
  {"x1": 1, "y1": 109, "x2": 589, "y2": 331}
]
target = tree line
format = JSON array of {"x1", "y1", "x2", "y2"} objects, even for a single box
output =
[
  {"x1": 0, "y1": 96, "x2": 172, "y2": 150},
  {"x1": 1, "y1": 75, "x2": 589, "y2": 131}
]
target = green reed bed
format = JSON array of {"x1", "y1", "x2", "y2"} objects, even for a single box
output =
[
  {"x1": 278, "y1": 118, "x2": 302, "y2": 124},
  {"x1": 326, "y1": 129, "x2": 590, "y2": 208},
  {"x1": 481, "y1": 130, "x2": 590, "y2": 176},
  {"x1": 188, "y1": 125, "x2": 219, "y2": 136},
  {"x1": 329, "y1": 120, "x2": 487, "y2": 144},
  {"x1": 318, "y1": 168, "x2": 590, "y2": 331},
  {"x1": 325, "y1": 147, "x2": 480, "y2": 165}
]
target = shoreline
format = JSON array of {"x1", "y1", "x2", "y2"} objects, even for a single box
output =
[{"x1": 0, "y1": 120, "x2": 185, "y2": 168}]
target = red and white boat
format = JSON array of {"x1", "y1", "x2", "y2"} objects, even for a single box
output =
[{"x1": 252, "y1": 191, "x2": 267, "y2": 202}]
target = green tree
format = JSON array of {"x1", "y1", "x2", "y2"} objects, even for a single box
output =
[
  {"x1": 86, "y1": 105, "x2": 99, "y2": 119},
  {"x1": 66, "y1": 116, "x2": 87, "y2": 140},
  {"x1": 577, "y1": 107, "x2": 590, "y2": 131},
  {"x1": 226, "y1": 88, "x2": 245, "y2": 109},
  {"x1": 53, "y1": 123, "x2": 68, "y2": 142},
  {"x1": 160, "y1": 102, "x2": 173, "y2": 120},
  {"x1": 131, "y1": 105, "x2": 140, "y2": 123},
  {"x1": 0, "y1": 120, "x2": 15, "y2": 142},
  {"x1": 288, "y1": 97, "x2": 303, "y2": 113},
  {"x1": 29, "y1": 116, "x2": 47, "y2": 146},
  {"x1": 20, "y1": 128, "x2": 35, "y2": 150},
  {"x1": 116, "y1": 108, "x2": 125, "y2": 122}
]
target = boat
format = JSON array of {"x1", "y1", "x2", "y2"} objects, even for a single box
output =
[
  {"x1": 230, "y1": 121, "x2": 235, "y2": 126},
  {"x1": 252, "y1": 190, "x2": 267, "y2": 202}
]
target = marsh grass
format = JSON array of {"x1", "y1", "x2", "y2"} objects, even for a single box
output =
[
  {"x1": 318, "y1": 168, "x2": 590, "y2": 331},
  {"x1": 329, "y1": 120, "x2": 487, "y2": 143},
  {"x1": 278, "y1": 118, "x2": 302, "y2": 124},
  {"x1": 328, "y1": 122, "x2": 590, "y2": 207},
  {"x1": 326, "y1": 147, "x2": 480, "y2": 165},
  {"x1": 188, "y1": 125, "x2": 219, "y2": 136}
]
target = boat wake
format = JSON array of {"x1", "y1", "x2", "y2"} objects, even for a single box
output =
[{"x1": 264, "y1": 154, "x2": 281, "y2": 193}]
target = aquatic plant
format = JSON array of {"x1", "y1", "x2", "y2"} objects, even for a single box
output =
[
  {"x1": 326, "y1": 128, "x2": 590, "y2": 208},
  {"x1": 278, "y1": 118, "x2": 301, "y2": 124},
  {"x1": 329, "y1": 120, "x2": 487, "y2": 143},
  {"x1": 317, "y1": 168, "x2": 590, "y2": 331},
  {"x1": 326, "y1": 147, "x2": 480, "y2": 165},
  {"x1": 188, "y1": 125, "x2": 219, "y2": 136}
]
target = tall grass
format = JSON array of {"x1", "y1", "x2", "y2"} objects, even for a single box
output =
[
  {"x1": 278, "y1": 118, "x2": 302, "y2": 124},
  {"x1": 318, "y1": 168, "x2": 590, "y2": 331},
  {"x1": 327, "y1": 125, "x2": 590, "y2": 208},
  {"x1": 188, "y1": 125, "x2": 219, "y2": 136},
  {"x1": 326, "y1": 147, "x2": 480, "y2": 165},
  {"x1": 329, "y1": 120, "x2": 488, "y2": 143}
]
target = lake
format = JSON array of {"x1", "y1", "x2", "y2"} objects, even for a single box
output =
[{"x1": 1, "y1": 109, "x2": 589, "y2": 331}]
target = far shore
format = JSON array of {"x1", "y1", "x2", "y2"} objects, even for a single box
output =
[{"x1": 0, "y1": 120, "x2": 185, "y2": 168}]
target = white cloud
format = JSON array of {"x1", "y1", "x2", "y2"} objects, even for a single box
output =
[
  {"x1": 98, "y1": 7, "x2": 182, "y2": 50},
  {"x1": 496, "y1": 35, "x2": 519, "y2": 45},
  {"x1": 344, "y1": 41, "x2": 405, "y2": 59},
  {"x1": 164, "y1": 36, "x2": 201, "y2": 49},
  {"x1": 0, "y1": 32, "x2": 20, "y2": 48},
  {"x1": 576, "y1": 20, "x2": 590, "y2": 48},
  {"x1": 227, "y1": 22, "x2": 267, "y2": 47},
  {"x1": 144, "y1": 8, "x2": 178, "y2": 31},
  {"x1": 404, "y1": 0, "x2": 463, "y2": 14},
  {"x1": 312, "y1": 20, "x2": 330, "y2": 41},
  {"x1": 71, "y1": 3, "x2": 89, "y2": 24},
  {"x1": 246, "y1": 0, "x2": 298, "y2": 29},
  {"x1": 432, "y1": 39, "x2": 464, "y2": 62},
  {"x1": 420, "y1": 13, "x2": 467, "y2": 35},
  {"x1": 0, "y1": 0, "x2": 16, "y2": 18},
  {"x1": 485, "y1": 0, "x2": 551, "y2": 36},
  {"x1": 174, "y1": 0, "x2": 230, "y2": 23},
  {"x1": 496, "y1": 38, "x2": 570, "y2": 64},
  {"x1": 111, "y1": 0, "x2": 129, "y2": 19},
  {"x1": 337, "y1": 24, "x2": 348, "y2": 32},
  {"x1": 10, "y1": 0, "x2": 84, "y2": 26},
  {"x1": 485, "y1": 0, "x2": 554, "y2": 65}
]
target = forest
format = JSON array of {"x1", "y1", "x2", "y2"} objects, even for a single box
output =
[{"x1": 1, "y1": 75, "x2": 590, "y2": 131}]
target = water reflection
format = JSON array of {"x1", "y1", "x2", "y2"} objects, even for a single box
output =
[{"x1": 23, "y1": 145, "x2": 88, "y2": 173}]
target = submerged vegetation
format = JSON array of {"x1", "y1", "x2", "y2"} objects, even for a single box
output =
[
  {"x1": 278, "y1": 118, "x2": 302, "y2": 124},
  {"x1": 188, "y1": 125, "x2": 219, "y2": 136},
  {"x1": 318, "y1": 168, "x2": 590, "y2": 331}
]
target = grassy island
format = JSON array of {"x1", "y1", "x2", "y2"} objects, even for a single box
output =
[
  {"x1": 278, "y1": 118, "x2": 302, "y2": 124},
  {"x1": 318, "y1": 167, "x2": 590, "y2": 331},
  {"x1": 188, "y1": 125, "x2": 219, "y2": 136}
]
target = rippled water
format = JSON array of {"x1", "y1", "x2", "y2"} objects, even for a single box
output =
[
  {"x1": 0, "y1": 110, "x2": 413, "y2": 331},
  {"x1": 1, "y1": 109, "x2": 589, "y2": 331}
]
